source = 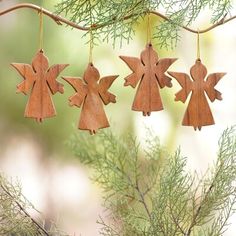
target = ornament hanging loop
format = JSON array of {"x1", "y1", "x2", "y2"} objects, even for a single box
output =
[
  {"x1": 39, "y1": 7, "x2": 44, "y2": 50},
  {"x1": 147, "y1": 11, "x2": 152, "y2": 44},
  {"x1": 89, "y1": 28, "x2": 94, "y2": 64},
  {"x1": 197, "y1": 29, "x2": 201, "y2": 61}
]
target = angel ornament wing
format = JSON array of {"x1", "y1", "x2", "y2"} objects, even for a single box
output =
[
  {"x1": 11, "y1": 50, "x2": 69, "y2": 122},
  {"x1": 168, "y1": 59, "x2": 226, "y2": 131},
  {"x1": 120, "y1": 43, "x2": 177, "y2": 116},
  {"x1": 63, "y1": 63, "x2": 118, "y2": 135}
]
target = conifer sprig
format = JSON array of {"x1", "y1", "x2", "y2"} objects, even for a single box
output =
[
  {"x1": 69, "y1": 126, "x2": 236, "y2": 236},
  {"x1": 0, "y1": 175, "x2": 68, "y2": 236},
  {"x1": 55, "y1": 0, "x2": 233, "y2": 48}
]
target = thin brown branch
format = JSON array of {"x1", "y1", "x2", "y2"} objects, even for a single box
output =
[
  {"x1": 185, "y1": 160, "x2": 225, "y2": 236},
  {"x1": 186, "y1": 186, "x2": 214, "y2": 235},
  {"x1": 215, "y1": 194, "x2": 236, "y2": 235},
  {"x1": 168, "y1": 203, "x2": 187, "y2": 235},
  {"x1": 0, "y1": 3, "x2": 236, "y2": 34},
  {"x1": 0, "y1": 183, "x2": 50, "y2": 236},
  {"x1": 135, "y1": 183, "x2": 152, "y2": 220},
  {"x1": 0, "y1": 3, "x2": 89, "y2": 30}
]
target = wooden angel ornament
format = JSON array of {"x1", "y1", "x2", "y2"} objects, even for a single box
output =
[
  {"x1": 120, "y1": 43, "x2": 177, "y2": 116},
  {"x1": 62, "y1": 63, "x2": 118, "y2": 135},
  {"x1": 168, "y1": 59, "x2": 226, "y2": 130},
  {"x1": 11, "y1": 50, "x2": 69, "y2": 122}
]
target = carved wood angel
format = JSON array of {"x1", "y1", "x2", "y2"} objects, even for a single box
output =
[
  {"x1": 63, "y1": 63, "x2": 118, "y2": 134},
  {"x1": 168, "y1": 59, "x2": 226, "y2": 130},
  {"x1": 120, "y1": 43, "x2": 177, "y2": 116},
  {"x1": 11, "y1": 50, "x2": 68, "y2": 122}
]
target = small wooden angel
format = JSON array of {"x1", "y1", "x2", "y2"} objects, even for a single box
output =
[
  {"x1": 63, "y1": 63, "x2": 118, "y2": 134},
  {"x1": 120, "y1": 43, "x2": 177, "y2": 116},
  {"x1": 11, "y1": 50, "x2": 68, "y2": 122},
  {"x1": 168, "y1": 59, "x2": 226, "y2": 130}
]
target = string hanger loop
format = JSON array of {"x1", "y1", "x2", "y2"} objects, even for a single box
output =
[
  {"x1": 147, "y1": 10, "x2": 152, "y2": 45},
  {"x1": 39, "y1": 2, "x2": 44, "y2": 50},
  {"x1": 197, "y1": 29, "x2": 201, "y2": 61},
  {"x1": 89, "y1": 28, "x2": 94, "y2": 64}
]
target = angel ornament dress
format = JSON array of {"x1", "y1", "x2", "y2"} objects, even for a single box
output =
[
  {"x1": 168, "y1": 59, "x2": 226, "y2": 130},
  {"x1": 63, "y1": 63, "x2": 118, "y2": 134},
  {"x1": 120, "y1": 43, "x2": 177, "y2": 116},
  {"x1": 11, "y1": 50, "x2": 68, "y2": 122}
]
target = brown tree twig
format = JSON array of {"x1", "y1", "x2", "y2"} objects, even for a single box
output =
[
  {"x1": 0, "y1": 183, "x2": 50, "y2": 236},
  {"x1": 185, "y1": 159, "x2": 226, "y2": 236},
  {"x1": 0, "y1": 3, "x2": 236, "y2": 34}
]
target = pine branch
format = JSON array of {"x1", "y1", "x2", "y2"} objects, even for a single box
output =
[
  {"x1": 69, "y1": 126, "x2": 236, "y2": 236},
  {"x1": 55, "y1": 0, "x2": 234, "y2": 47},
  {"x1": 188, "y1": 127, "x2": 236, "y2": 232},
  {"x1": 0, "y1": 1, "x2": 235, "y2": 48},
  {"x1": 0, "y1": 174, "x2": 68, "y2": 236},
  {"x1": 0, "y1": 183, "x2": 49, "y2": 236}
]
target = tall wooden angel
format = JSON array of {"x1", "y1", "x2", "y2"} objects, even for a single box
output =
[
  {"x1": 11, "y1": 50, "x2": 69, "y2": 122},
  {"x1": 63, "y1": 63, "x2": 118, "y2": 135},
  {"x1": 120, "y1": 43, "x2": 177, "y2": 116},
  {"x1": 168, "y1": 59, "x2": 226, "y2": 130}
]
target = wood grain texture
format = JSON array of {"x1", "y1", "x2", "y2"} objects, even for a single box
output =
[
  {"x1": 11, "y1": 50, "x2": 69, "y2": 122},
  {"x1": 62, "y1": 63, "x2": 118, "y2": 135},
  {"x1": 168, "y1": 59, "x2": 226, "y2": 131},
  {"x1": 120, "y1": 43, "x2": 177, "y2": 116}
]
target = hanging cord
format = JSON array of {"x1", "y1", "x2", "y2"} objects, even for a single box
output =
[
  {"x1": 38, "y1": 1, "x2": 44, "y2": 123},
  {"x1": 146, "y1": 11, "x2": 151, "y2": 44},
  {"x1": 89, "y1": 29, "x2": 94, "y2": 64},
  {"x1": 197, "y1": 29, "x2": 200, "y2": 60},
  {"x1": 39, "y1": 7, "x2": 43, "y2": 50}
]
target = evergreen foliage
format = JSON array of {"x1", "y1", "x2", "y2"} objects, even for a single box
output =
[
  {"x1": 0, "y1": 175, "x2": 68, "y2": 236},
  {"x1": 55, "y1": 0, "x2": 233, "y2": 48},
  {"x1": 69, "y1": 126, "x2": 236, "y2": 236}
]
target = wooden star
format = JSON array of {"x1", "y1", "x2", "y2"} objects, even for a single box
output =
[
  {"x1": 120, "y1": 43, "x2": 177, "y2": 116},
  {"x1": 11, "y1": 50, "x2": 69, "y2": 122},
  {"x1": 168, "y1": 59, "x2": 226, "y2": 131},
  {"x1": 62, "y1": 63, "x2": 118, "y2": 135}
]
